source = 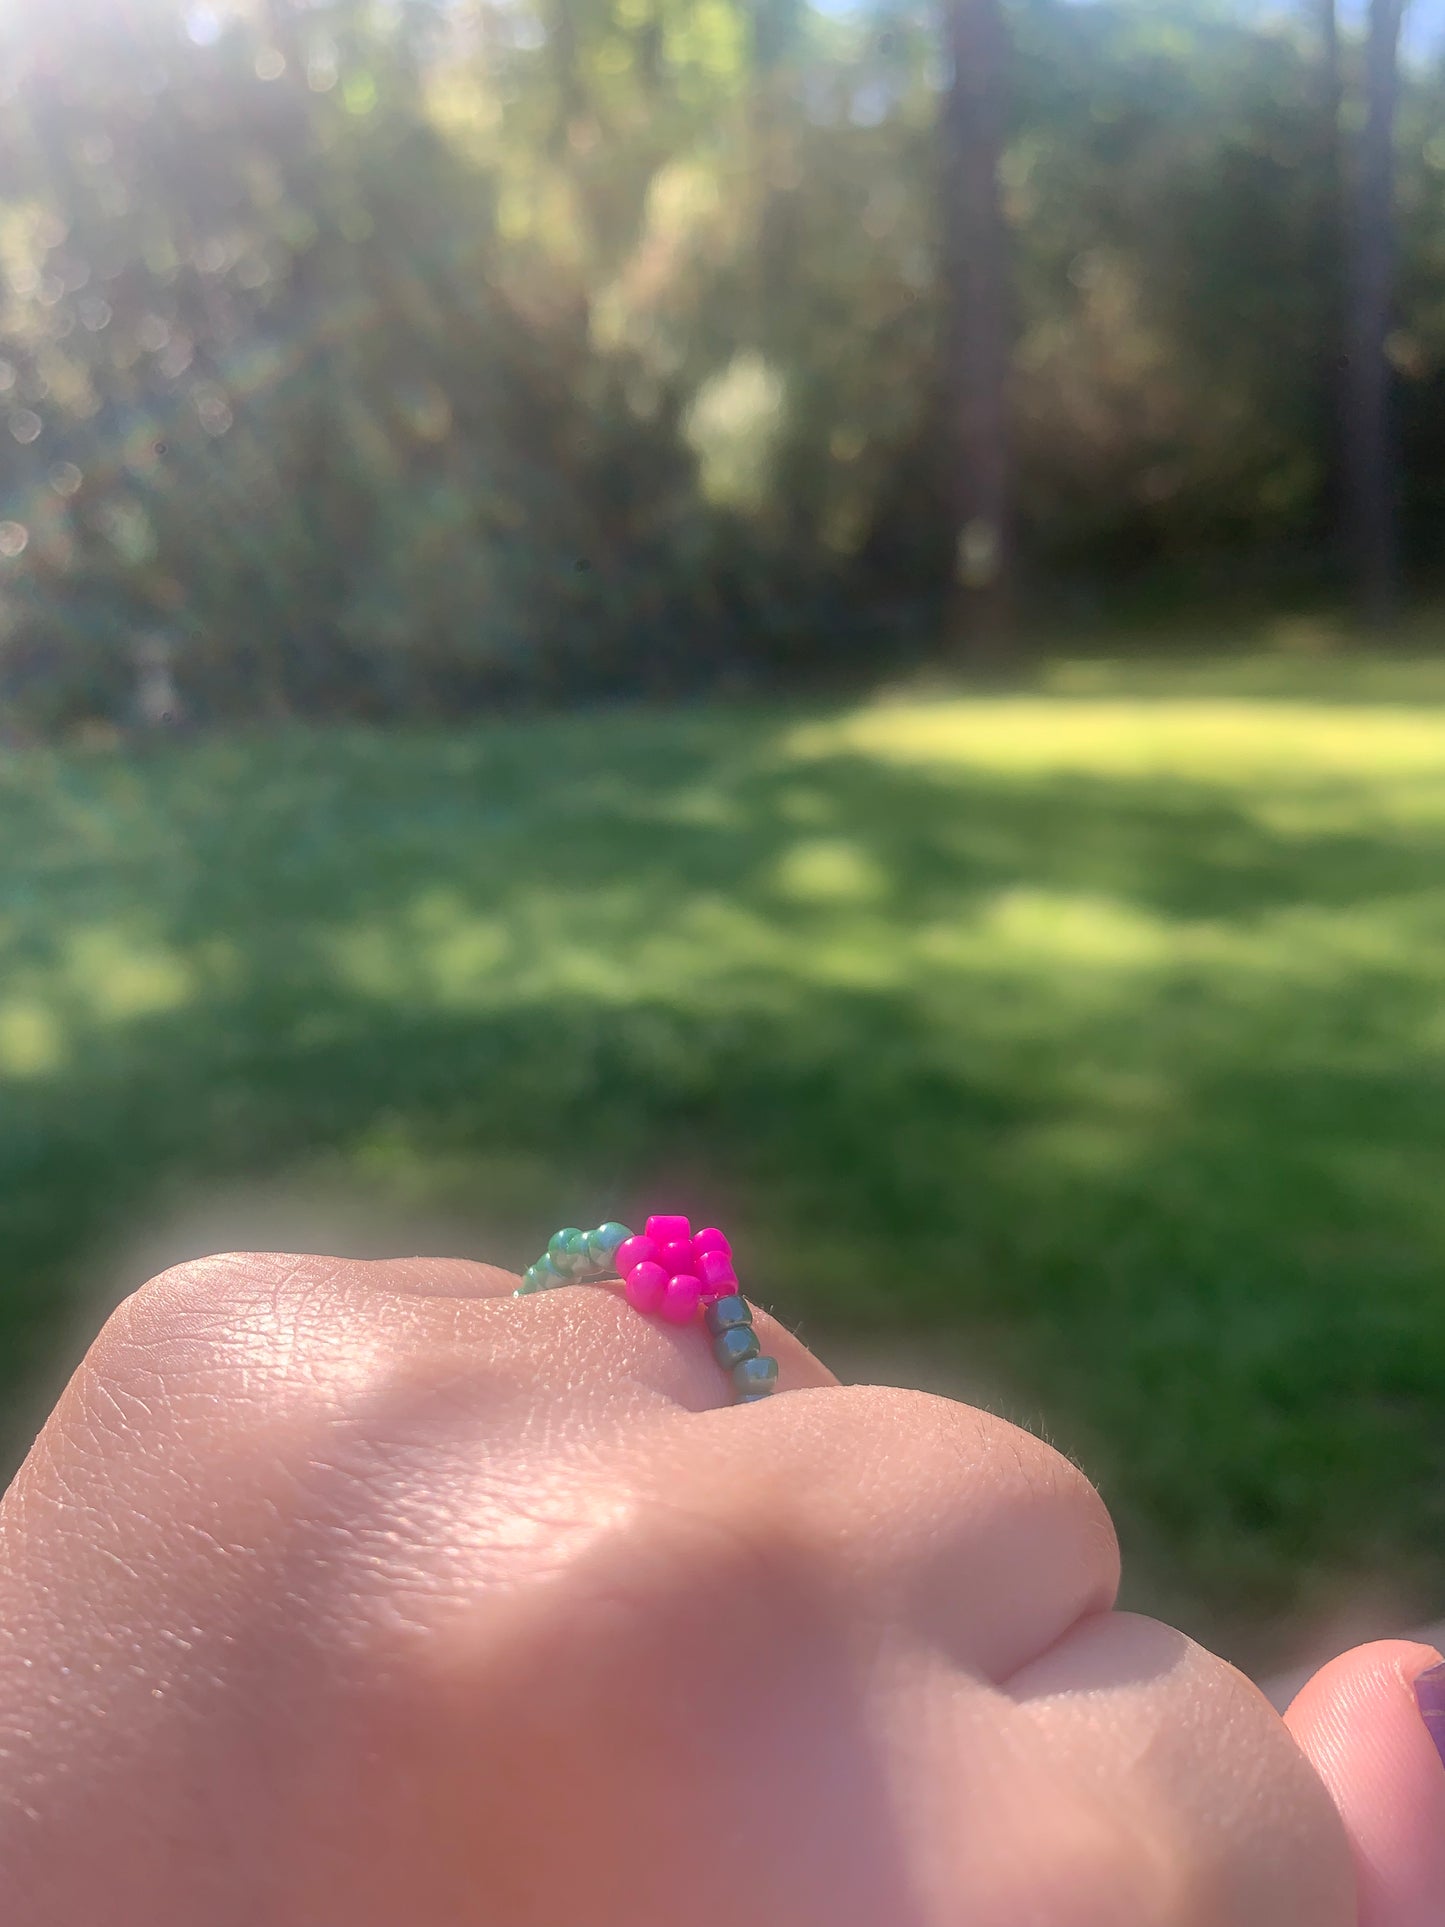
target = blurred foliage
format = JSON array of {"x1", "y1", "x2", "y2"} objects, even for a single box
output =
[{"x1": 0, "y1": 0, "x2": 1444, "y2": 725}]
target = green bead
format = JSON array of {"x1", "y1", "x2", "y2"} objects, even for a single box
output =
[
  {"x1": 737, "y1": 1392, "x2": 773, "y2": 1403},
  {"x1": 530, "y1": 1256, "x2": 565, "y2": 1289},
  {"x1": 713, "y1": 1325, "x2": 760, "y2": 1371},
  {"x1": 705, "y1": 1294, "x2": 753, "y2": 1336},
  {"x1": 548, "y1": 1228, "x2": 587, "y2": 1276},
  {"x1": 732, "y1": 1354, "x2": 778, "y2": 1397},
  {"x1": 587, "y1": 1222, "x2": 632, "y2": 1270}
]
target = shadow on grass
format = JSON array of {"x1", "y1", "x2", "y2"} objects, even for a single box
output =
[{"x1": 3, "y1": 688, "x2": 1445, "y2": 1672}]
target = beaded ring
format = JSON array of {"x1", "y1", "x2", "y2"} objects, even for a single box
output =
[{"x1": 514, "y1": 1215, "x2": 780, "y2": 1405}]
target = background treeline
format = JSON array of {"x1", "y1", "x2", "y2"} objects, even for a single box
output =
[{"x1": 0, "y1": 0, "x2": 1441, "y2": 728}]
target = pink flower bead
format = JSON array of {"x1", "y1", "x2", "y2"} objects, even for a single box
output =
[
  {"x1": 624, "y1": 1261, "x2": 668, "y2": 1314},
  {"x1": 691, "y1": 1227, "x2": 731, "y2": 1259},
  {"x1": 658, "y1": 1239, "x2": 693, "y2": 1274},
  {"x1": 697, "y1": 1249, "x2": 737, "y2": 1297},
  {"x1": 615, "y1": 1234, "x2": 659, "y2": 1276},
  {"x1": 660, "y1": 1273, "x2": 702, "y2": 1324},
  {"x1": 645, "y1": 1214, "x2": 691, "y2": 1245}
]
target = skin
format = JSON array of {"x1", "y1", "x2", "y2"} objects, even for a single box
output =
[{"x1": 0, "y1": 1250, "x2": 1434, "y2": 1925}]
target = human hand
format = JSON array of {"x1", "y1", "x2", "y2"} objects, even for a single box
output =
[{"x1": 0, "y1": 1250, "x2": 1432, "y2": 1924}]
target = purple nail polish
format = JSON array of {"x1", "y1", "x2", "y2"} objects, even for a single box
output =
[{"x1": 1413, "y1": 1660, "x2": 1445, "y2": 1769}]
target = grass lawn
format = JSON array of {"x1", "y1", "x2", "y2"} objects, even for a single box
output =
[{"x1": 4, "y1": 656, "x2": 1445, "y2": 1672}]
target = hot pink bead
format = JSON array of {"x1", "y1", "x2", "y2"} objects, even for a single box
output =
[
  {"x1": 624, "y1": 1261, "x2": 667, "y2": 1314},
  {"x1": 615, "y1": 1234, "x2": 659, "y2": 1276},
  {"x1": 659, "y1": 1239, "x2": 693, "y2": 1274},
  {"x1": 645, "y1": 1214, "x2": 690, "y2": 1245},
  {"x1": 660, "y1": 1273, "x2": 702, "y2": 1324},
  {"x1": 697, "y1": 1248, "x2": 738, "y2": 1296},
  {"x1": 691, "y1": 1227, "x2": 731, "y2": 1259}
]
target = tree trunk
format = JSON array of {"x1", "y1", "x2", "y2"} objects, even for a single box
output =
[
  {"x1": 1313, "y1": 0, "x2": 1345, "y2": 573},
  {"x1": 940, "y1": 0, "x2": 1015, "y2": 663},
  {"x1": 1344, "y1": 0, "x2": 1406, "y2": 630}
]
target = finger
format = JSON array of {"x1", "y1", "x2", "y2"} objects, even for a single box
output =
[
  {"x1": 1284, "y1": 1639, "x2": 1445, "y2": 1927},
  {"x1": 501, "y1": 1273, "x2": 838, "y2": 1414},
  {"x1": 1000, "y1": 1611, "x2": 1354, "y2": 1925},
  {"x1": 356, "y1": 1254, "x2": 839, "y2": 1398},
  {"x1": 0, "y1": 1255, "x2": 835, "y2": 1919},
  {"x1": 362, "y1": 1255, "x2": 523, "y2": 1297},
  {"x1": 0, "y1": 1250, "x2": 837, "y2": 1679},
  {"x1": 637, "y1": 1383, "x2": 1121, "y2": 1682},
  {"x1": 118, "y1": 1258, "x2": 1107, "y2": 1682},
  {"x1": 114, "y1": 1251, "x2": 836, "y2": 1415}
]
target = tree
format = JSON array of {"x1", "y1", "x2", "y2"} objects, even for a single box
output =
[
  {"x1": 1313, "y1": 0, "x2": 1345, "y2": 570},
  {"x1": 1344, "y1": 0, "x2": 1407, "y2": 629},
  {"x1": 940, "y1": 0, "x2": 1016, "y2": 661}
]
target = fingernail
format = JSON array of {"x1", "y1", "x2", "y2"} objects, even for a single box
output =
[{"x1": 1413, "y1": 1659, "x2": 1445, "y2": 1769}]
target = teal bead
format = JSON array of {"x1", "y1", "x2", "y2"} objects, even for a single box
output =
[
  {"x1": 587, "y1": 1222, "x2": 632, "y2": 1270},
  {"x1": 548, "y1": 1228, "x2": 587, "y2": 1276},
  {"x1": 705, "y1": 1294, "x2": 753, "y2": 1336},
  {"x1": 713, "y1": 1325, "x2": 760, "y2": 1371},
  {"x1": 531, "y1": 1256, "x2": 565, "y2": 1289},
  {"x1": 737, "y1": 1392, "x2": 773, "y2": 1403},
  {"x1": 732, "y1": 1354, "x2": 778, "y2": 1396}
]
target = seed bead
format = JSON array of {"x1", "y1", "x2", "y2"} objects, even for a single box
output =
[
  {"x1": 732, "y1": 1354, "x2": 779, "y2": 1397},
  {"x1": 661, "y1": 1273, "x2": 703, "y2": 1324},
  {"x1": 548, "y1": 1228, "x2": 586, "y2": 1275},
  {"x1": 697, "y1": 1249, "x2": 738, "y2": 1298},
  {"x1": 614, "y1": 1234, "x2": 659, "y2": 1276},
  {"x1": 713, "y1": 1325, "x2": 760, "y2": 1371},
  {"x1": 705, "y1": 1294, "x2": 753, "y2": 1336},
  {"x1": 645, "y1": 1214, "x2": 691, "y2": 1245},
  {"x1": 624, "y1": 1261, "x2": 667, "y2": 1313},
  {"x1": 588, "y1": 1222, "x2": 632, "y2": 1270}
]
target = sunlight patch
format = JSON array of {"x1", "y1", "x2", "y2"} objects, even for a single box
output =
[
  {"x1": 975, "y1": 888, "x2": 1172, "y2": 966},
  {"x1": 0, "y1": 999, "x2": 65, "y2": 1075},
  {"x1": 684, "y1": 353, "x2": 786, "y2": 512},
  {"x1": 786, "y1": 700, "x2": 1445, "y2": 785},
  {"x1": 66, "y1": 927, "x2": 195, "y2": 1019},
  {"x1": 770, "y1": 837, "x2": 888, "y2": 906}
]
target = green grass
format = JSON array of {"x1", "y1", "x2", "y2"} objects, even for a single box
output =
[{"x1": 4, "y1": 657, "x2": 1445, "y2": 1672}]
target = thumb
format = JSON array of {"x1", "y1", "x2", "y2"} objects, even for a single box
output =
[{"x1": 1283, "y1": 1639, "x2": 1445, "y2": 1927}]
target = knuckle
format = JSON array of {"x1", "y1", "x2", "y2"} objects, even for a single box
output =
[
  {"x1": 1002, "y1": 1615, "x2": 1354, "y2": 1926},
  {"x1": 731, "y1": 1385, "x2": 1122, "y2": 1677},
  {"x1": 960, "y1": 1397, "x2": 1114, "y2": 1533},
  {"x1": 72, "y1": 1251, "x2": 413, "y2": 1476},
  {"x1": 949, "y1": 1394, "x2": 1122, "y2": 1598},
  {"x1": 87, "y1": 1251, "x2": 511, "y2": 1442},
  {"x1": 94, "y1": 1250, "x2": 332, "y2": 1376},
  {"x1": 823, "y1": 1382, "x2": 1112, "y2": 1524},
  {"x1": 862, "y1": 1382, "x2": 1119, "y2": 1586}
]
